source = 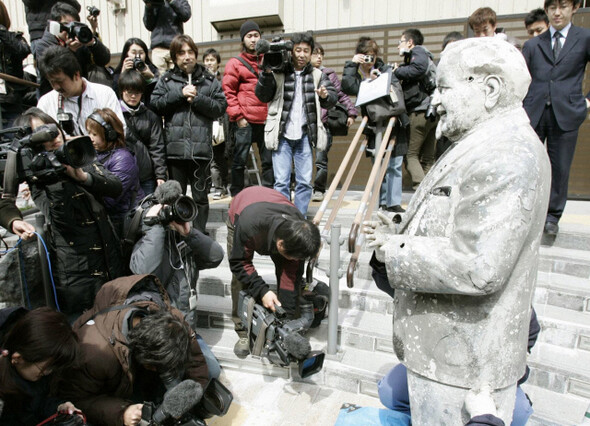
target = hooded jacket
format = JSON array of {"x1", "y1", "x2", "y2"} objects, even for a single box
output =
[
  {"x1": 151, "y1": 64, "x2": 227, "y2": 161},
  {"x1": 62, "y1": 274, "x2": 209, "y2": 426}
]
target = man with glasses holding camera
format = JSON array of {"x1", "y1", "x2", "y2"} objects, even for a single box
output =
[{"x1": 35, "y1": 2, "x2": 110, "y2": 97}]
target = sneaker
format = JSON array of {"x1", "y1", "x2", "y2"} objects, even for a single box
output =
[
  {"x1": 312, "y1": 190, "x2": 325, "y2": 201},
  {"x1": 387, "y1": 205, "x2": 406, "y2": 213},
  {"x1": 212, "y1": 188, "x2": 228, "y2": 200},
  {"x1": 233, "y1": 337, "x2": 250, "y2": 358}
]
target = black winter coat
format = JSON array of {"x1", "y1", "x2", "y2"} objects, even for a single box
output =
[
  {"x1": 143, "y1": 0, "x2": 191, "y2": 49},
  {"x1": 393, "y1": 45, "x2": 433, "y2": 113},
  {"x1": 28, "y1": 161, "x2": 124, "y2": 315},
  {"x1": 0, "y1": 28, "x2": 31, "y2": 109},
  {"x1": 151, "y1": 65, "x2": 227, "y2": 161},
  {"x1": 341, "y1": 58, "x2": 408, "y2": 157},
  {"x1": 22, "y1": 0, "x2": 81, "y2": 42},
  {"x1": 36, "y1": 31, "x2": 111, "y2": 96},
  {"x1": 121, "y1": 101, "x2": 167, "y2": 182},
  {"x1": 255, "y1": 62, "x2": 337, "y2": 147}
]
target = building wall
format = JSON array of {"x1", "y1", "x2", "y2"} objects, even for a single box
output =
[{"x1": 6, "y1": 0, "x2": 556, "y2": 50}]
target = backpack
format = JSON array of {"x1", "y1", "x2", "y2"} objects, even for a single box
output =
[
  {"x1": 420, "y1": 57, "x2": 437, "y2": 95},
  {"x1": 326, "y1": 103, "x2": 350, "y2": 136}
]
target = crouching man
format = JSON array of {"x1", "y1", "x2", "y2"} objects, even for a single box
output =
[
  {"x1": 227, "y1": 186, "x2": 321, "y2": 357},
  {"x1": 60, "y1": 274, "x2": 212, "y2": 426}
]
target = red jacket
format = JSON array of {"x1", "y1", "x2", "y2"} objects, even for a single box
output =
[{"x1": 222, "y1": 52, "x2": 268, "y2": 124}]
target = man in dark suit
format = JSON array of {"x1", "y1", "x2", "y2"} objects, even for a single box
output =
[{"x1": 522, "y1": 0, "x2": 590, "y2": 236}]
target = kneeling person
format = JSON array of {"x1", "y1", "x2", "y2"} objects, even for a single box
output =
[
  {"x1": 60, "y1": 275, "x2": 213, "y2": 426},
  {"x1": 227, "y1": 186, "x2": 321, "y2": 357}
]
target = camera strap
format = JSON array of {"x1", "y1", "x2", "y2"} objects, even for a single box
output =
[{"x1": 234, "y1": 56, "x2": 259, "y2": 78}]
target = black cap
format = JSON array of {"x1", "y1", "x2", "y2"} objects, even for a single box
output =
[{"x1": 240, "y1": 20, "x2": 261, "y2": 41}]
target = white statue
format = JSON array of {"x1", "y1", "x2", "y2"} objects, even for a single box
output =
[{"x1": 367, "y1": 37, "x2": 551, "y2": 425}]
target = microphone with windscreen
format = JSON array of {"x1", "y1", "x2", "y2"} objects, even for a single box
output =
[{"x1": 148, "y1": 379, "x2": 203, "y2": 423}]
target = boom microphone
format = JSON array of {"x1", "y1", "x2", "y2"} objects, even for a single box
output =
[
  {"x1": 154, "y1": 180, "x2": 183, "y2": 205},
  {"x1": 255, "y1": 38, "x2": 270, "y2": 55},
  {"x1": 21, "y1": 124, "x2": 60, "y2": 147},
  {"x1": 152, "y1": 379, "x2": 203, "y2": 423},
  {"x1": 283, "y1": 332, "x2": 311, "y2": 360}
]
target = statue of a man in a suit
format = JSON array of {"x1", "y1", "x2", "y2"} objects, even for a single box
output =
[{"x1": 367, "y1": 37, "x2": 551, "y2": 425}]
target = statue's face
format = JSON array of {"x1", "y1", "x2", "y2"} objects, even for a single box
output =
[{"x1": 432, "y1": 62, "x2": 487, "y2": 141}]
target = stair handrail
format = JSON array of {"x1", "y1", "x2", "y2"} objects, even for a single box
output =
[
  {"x1": 0, "y1": 73, "x2": 40, "y2": 88},
  {"x1": 348, "y1": 116, "x2": 396, "y2": 253}
]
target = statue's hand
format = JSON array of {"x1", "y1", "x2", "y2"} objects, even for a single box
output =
[
  {"x1": 464, "y1": 384, "x2": 498, "y2": 419},
  {"x1": 364, "y1": 211, "x2": 396, "y2": 249}
]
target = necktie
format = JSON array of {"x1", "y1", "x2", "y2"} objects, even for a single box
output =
[{"x1": 553, "y1": 31, "x2": 562, "y2": 61}]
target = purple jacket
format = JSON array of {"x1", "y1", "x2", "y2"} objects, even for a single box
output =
[
  {"x1": 97, "y1": 148, "x2": 144, "y2": 218},
  {"x1": 320, "y1": 67, "x2": 358, "y2": 124}
]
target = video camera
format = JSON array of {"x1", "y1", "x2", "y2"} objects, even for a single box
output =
[
  {"x1": 237, "y1": 290, "x2": 325, "y2": 378},
  {"x1": 142, "y1": 180, "x2": 198, "y2": 227},
  {"x1": 0, "y1": 125, "x2": 97, "y2": 198},
  {"x1": 255, "y1": 37, "x2": 294, "y2": 72}
]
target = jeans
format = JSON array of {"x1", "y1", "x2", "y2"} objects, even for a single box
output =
[
  {"x1": 140, "y1": 179, "x2": 156, "y2": 196},
  {"x1": 211, "y1": 142, "x2": 228, "y2": 191},
  {"x1": 377, "y1": 155, "x2": 403, "y2": 207},
  {"x1": 273, "y1": 135, "x2": 313, "y2": 216},
  {"x1": 196, "y1": 335, "x2": 221, "y2": 380},
  {"x1": 313, "y1": 131, "x2": 333, "y2": 193},
  {"x1": 230, "y1": 123, "x2": 274, "y2": 196}
]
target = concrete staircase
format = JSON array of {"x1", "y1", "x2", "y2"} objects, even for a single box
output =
[{"x1": 199, "y1": 193, "x2": 590, "y2": 425}]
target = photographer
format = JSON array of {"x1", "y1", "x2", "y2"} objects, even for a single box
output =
[
  {"x1": 227, "y1": 186, "x2": 320, "y2": 357},
  {"x1": 61, "y1": 275, "x2": 210, "y2": 426},
  {"x1": 255, "y1": 32, "x2": 336, "y2": 216},
  {"x1": 112, "y1": 38, "x2": 159, "y2": 107},
  {"x1": 393, "y1": 29, "x2": 438, "y2": 190},
  {"x1": 36, "y1": 2, "x2": 111, "y2": 97},
  {"x1": 13, "y1": 107, "x2": 124, "y2": 316},
  {"x1": 0, "y1": 1, "x2": 32, "y2": 128},
  {"x1": 37, "y1": 46, "x2": 124, "y2": 138},
  {"x1": 0, "y1": 307, "x2": 81, "y2": 425},
  {"x1": 342, "y1": 36, "x2": 408, "y2": 213},
  {"x1": 21, "y1": 0, "x2": 80, "y2": 57},
  {"x1": 143, "y1": 0, "x2": 191, "y2": 73},
  {"x1": 129, "y1": 180, "x2": 224, "y2": 321},
  {"x1": 150, "y1": 34, "x2": 227, "y2": 234}
]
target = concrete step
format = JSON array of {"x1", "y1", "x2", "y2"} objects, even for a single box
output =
[{"x1": 521, "y1": 382, "x2": 589, "y2": 426}]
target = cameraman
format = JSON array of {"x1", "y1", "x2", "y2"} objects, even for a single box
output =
[
  {"x1": 62, "y1": 275, "x2": 211, "y2": 426},
  {"x1": 227, "y1": 186, "x2": 320, "y2": 357},
  {"x1": 143, "y1": 0, "x2": 191, "y2": 73},
  {"x1": 129, "y1": 180, "x2": 224, "y2": 321},
  {"x1": 393, "y1": 29, "x2": 438, "y2": 190},
  {"x1": 13, "y1": 107, "x2": 124, "y2": 316},
  {"x1": 255, "y1": 32, "x2": 337, "y2": 216},
  {"x1": 36, "y1": 2, "x2": 111, "y2": 97}
]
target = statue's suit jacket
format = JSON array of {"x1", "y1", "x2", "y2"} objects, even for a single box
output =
[
  {"x1": 522, "y1": 25, "x2": 590, "y2": 132},
  {"x1": 377, "y1": 109, "x2": 551, "y2": 389}
]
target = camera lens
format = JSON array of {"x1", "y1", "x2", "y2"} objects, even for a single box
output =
[
  {"x1": 74, "y1": 25, "x2": 93, "y2": 44},
  {"x1": 171, "y1": 196, "x2": 197, "y2": 223}
]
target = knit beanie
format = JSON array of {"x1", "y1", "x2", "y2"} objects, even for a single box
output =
[{"x1": 240, "y1": 20, "x2": 261, "y2": 41}]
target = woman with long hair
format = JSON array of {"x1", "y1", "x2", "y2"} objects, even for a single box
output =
[
  {"x1": 112, "y1": 38, "x2": 159, "y2": 106},
  {"x1": 0, "y1": 307, "x2": 80, "y2": 424},
  {"x1": 86, "y1": 108, "x2": 144, "y2": 237}
]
